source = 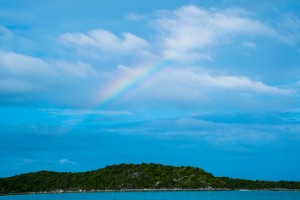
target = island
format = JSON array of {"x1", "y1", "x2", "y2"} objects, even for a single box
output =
[{"x1": 0, "y1": 163, "x2": 299, "y2": 195}]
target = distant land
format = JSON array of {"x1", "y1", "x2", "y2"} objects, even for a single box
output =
[{"x1": 0, "y1": 163, "x2": 299, "y2": 195}]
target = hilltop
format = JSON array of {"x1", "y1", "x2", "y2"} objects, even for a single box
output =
[{"x1": 0, "y1": 163, "x2": 299, "y2": 195}]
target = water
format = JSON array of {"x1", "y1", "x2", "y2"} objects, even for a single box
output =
[{"x1": 1, "y1": 191, "x2": 300, "y2": 200}]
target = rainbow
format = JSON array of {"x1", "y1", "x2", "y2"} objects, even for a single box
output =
[
  {"x1": 97, "y1": 59, "x2": 172, "y2": 107},
  {"x1": 59, "y1": 60, "x2": 173, "y2": 131}
]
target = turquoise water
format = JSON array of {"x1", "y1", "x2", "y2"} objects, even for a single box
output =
[{"x1": 1, "y1": 191, "x2": 300, "y2": 200}]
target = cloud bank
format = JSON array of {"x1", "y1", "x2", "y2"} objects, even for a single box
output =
[{"x1": 0, "y1": 5, "x2": 298, "y2": 109}]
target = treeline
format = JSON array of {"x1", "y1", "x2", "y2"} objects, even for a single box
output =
[{"x1": 0, "y1": 163, "x2": 299, "y2": 194}]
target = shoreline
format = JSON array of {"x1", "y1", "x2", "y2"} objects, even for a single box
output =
[
  {"x1": 1, "y1": 164, "x2": 299, "y2": 197},
  {"x1": 2, "y1": 188, "x2": 300, "y2": 196}
]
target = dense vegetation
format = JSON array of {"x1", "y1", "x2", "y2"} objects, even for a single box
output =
[{"x1": 0, "y1": 163, "x2": 299, "y2": 194}]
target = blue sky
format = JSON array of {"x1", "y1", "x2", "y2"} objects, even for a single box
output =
[{"x1": 1, "y1": 0, "x2": 300, "y2": 181}]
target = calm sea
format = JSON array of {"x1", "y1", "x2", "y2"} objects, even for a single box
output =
[{"x1": 1, "y1": 191, "x2": 300, "y2": 200}]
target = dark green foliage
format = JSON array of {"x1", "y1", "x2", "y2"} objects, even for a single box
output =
[{"x1": 0, "y1": 163, "x2": 299, "y2": 195}]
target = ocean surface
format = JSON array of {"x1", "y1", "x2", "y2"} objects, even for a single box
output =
[{"x1": 1, "y1": 191, "x2": 300, "y2": 200}]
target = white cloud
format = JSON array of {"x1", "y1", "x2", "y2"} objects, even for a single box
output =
[
  {"x1": 275, "y1": 13, "x2": 300, "y2": 44},
  {"x1": 243, "y1": 42, "x2": 256, "y2": 49},
  {"x1": 137, "y1": 66, "x2": 290, "y2": 98},
  {"x1": 155, "y1": 5, "x2": 281, "y2": 61},
  {"x1": 53, "y1": 61, "x2": 97, "y2": 78},
  {"x1": 0, "y1": 51, "x2": 54, "y2": 76},
  {"x1": 126, "y1": 12, "x2": 148, "y2": 21},
  {"x1": 0, "y1": 51, "x2": 105, "y2": 106},
  {"x1": 0, "y1": 51, "x2": 55, "y2": 94},
  {"x1": 59, "y1": 159, "x2": 76, "y2": 165},
  {"x1": 97, "y1": 63, "x2": 291, "y2": 112},
  {"x1": 0, "y1": 5, "x2": 297, "y2": 108},
  {"x1": 92, "y1": 60, "x2": 292, "y2": 112},
  {"x1": 59, "y1": 29, "x2": 149, "y2": 57},
  {"x1": 193, "y1": 73, "x2": 288, "y2": 95},
  {"x1": 0, "y1": 51, "x2": 99, "y2": 85},
  {"x1": 41, "y1": 108, "x2": 131, "y2": 116},
  {"x1": 57, "y1": 5, "x2": 299, "y2": 63}
]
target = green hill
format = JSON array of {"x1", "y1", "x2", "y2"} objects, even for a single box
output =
[{"x1": 0, "y1": 163, "x2": 299, "y2": 195}]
